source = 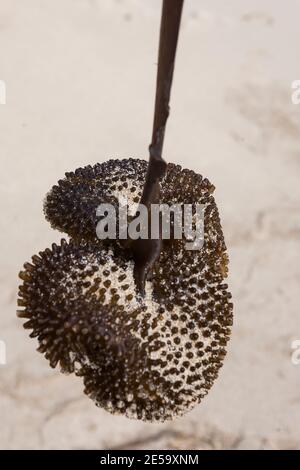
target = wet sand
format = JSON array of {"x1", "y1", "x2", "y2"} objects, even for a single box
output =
[{"x1": 0, "y1": 0, "x2": 300, "y2": 449}]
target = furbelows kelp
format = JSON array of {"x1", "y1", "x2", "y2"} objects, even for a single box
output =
[
  {"x1": 17, "y1": 0, "x2": 233, "y2": 422},
  {"x1": 18, "y1": 159, "x2": 233, "y2": 422}
]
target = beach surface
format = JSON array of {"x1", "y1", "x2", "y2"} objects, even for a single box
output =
[{"x1": 0, "y1": 0, "x2": 300, "y2": 449}]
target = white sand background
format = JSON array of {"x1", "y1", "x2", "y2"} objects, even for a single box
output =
[{"x1": 0, "y1": 0, "x2": 300, "y2": 449}]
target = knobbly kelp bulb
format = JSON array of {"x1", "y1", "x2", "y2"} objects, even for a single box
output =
[
  {"x1": 18, "y1": 159, "x2": 233, "y2": 422},
  {"x1": 18, "y1": 0, "x2": 233, "y2": 423}
]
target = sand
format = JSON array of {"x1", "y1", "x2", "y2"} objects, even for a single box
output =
[{"x1": 0, "y1": 0, "x2": 300, "y2": 449}]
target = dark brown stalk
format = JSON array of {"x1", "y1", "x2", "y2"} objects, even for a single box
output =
[{"x1": 133, "y1": 0, "x2": 184, "y2": 294}]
